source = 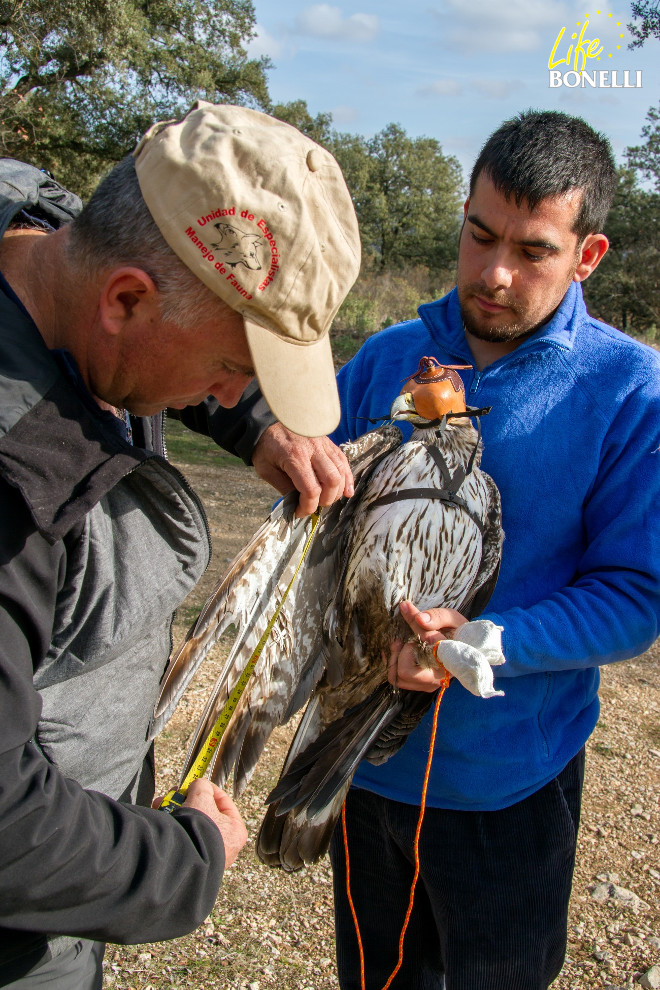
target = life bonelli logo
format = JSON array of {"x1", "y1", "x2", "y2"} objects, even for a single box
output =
[{"x1": 548, "y1": 10, "x2": 641, "y2": 88}]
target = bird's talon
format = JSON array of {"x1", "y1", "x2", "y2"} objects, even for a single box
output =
[{"x1": 407, "y1": 634, "x2": 436, "y2": 669}]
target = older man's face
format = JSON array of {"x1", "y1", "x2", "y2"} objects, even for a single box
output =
[
  {"x1": 114, "y1": 300, "x2": 255, "y2": 417},
  {"x1": 457, "y1": 174, "x2": 584, "y2": 344}
]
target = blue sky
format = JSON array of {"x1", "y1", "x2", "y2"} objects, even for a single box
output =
[{"x1": 248, "y1": 0, "x2": 660, "y2": 182}]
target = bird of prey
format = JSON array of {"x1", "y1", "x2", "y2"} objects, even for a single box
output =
[{"x1": 154, "y1": 357, "x2": 504, "y2": 870}]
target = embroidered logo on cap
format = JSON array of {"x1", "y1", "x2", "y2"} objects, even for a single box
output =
[
  {"x1": 210, "y1": 223, "x2": 262, "y2": 271},
  {"x1": 183, "y1": 207, "x2": 281, "y2": 300}
]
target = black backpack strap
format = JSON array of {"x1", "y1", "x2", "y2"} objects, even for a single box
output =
[{"x1": 0, "y1": 158, "x2": 82, "y2": 239}]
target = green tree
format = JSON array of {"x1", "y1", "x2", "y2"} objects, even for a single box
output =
[
  {"x1": 331, "y1": 123, "x2": 463, "y2": 274},
  {"x1": 628, "y1": 0, "x2": 660, "y2": 46},
  {"x1": 271, "y1": 99, "x2": 333, "y2": 146},
  {"x1": 269, "y1": 105, "x2": 464, "y2": 276},
  {"x1": 0, "y1": 0, "x2": 270, "y2": 195},
  {"x1": 625, "y1": 1, "x2": 660, "y2": 187},
  {"x1": 583, "y1": 167, "x2": 660, "y2": 342},
  {"x1": 626, "y1": 103, "x2": 660, "y2": 191},
  {"x1": 584, "y1": 0, "x2": 660, "y2": 345}
]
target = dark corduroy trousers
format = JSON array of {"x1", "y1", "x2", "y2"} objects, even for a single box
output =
[{"x1": 330, "y1": 748, "x2": 585, "y2": 990}]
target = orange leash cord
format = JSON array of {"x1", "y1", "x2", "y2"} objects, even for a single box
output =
[{"x1": 341, "y1": 665, "x2": 452, "y2": 990}]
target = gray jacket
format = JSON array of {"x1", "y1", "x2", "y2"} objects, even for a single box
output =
[{"x1": 0, "y1": 162, "x2": 272, "y2": 982}]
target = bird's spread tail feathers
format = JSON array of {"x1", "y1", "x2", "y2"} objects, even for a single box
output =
[{"x1": 256, "y1": 683, "x2": 425, "y2": 868}]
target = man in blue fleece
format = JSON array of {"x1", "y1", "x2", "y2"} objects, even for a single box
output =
[{"x1": 328, "y1": 110, "x2": 660, "y2": 990}]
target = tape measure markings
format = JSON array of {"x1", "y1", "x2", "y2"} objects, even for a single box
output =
[{"x1": 160, "y1": 510, "x2": 321, "y2": 813}]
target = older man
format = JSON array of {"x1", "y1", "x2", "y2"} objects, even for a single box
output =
[
  {"x1": 0, "y1": 103, "x2": 359, "y2": 988},
  {"x1": 325, "y1": 111, "x2": 660, "y2": 989}
]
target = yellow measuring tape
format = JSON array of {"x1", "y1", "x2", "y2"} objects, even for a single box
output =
[{"x1": 160, "y1": 509, "x2": 321, "y2": 813}]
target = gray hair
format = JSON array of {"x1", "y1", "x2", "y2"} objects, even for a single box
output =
[{"x1": 67, "y1": 156, "x2": 222, "y2": 327}]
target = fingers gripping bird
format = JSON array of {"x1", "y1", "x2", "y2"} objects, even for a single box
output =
[{"x1": 154, "y1": 358, "x2": 504, "y2": 871}]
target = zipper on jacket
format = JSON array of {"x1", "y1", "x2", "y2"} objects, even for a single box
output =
[
  {"x1": 463, "y1": 336, "x2": 569, "y2": 399},
  {"x1": 469, "y1": 369, "x2": 483, "y2": 396},
  {"x1": 161, "y1": 409, "x2": 168, "y2": 461}
]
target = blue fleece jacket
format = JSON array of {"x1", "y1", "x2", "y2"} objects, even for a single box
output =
[{"x1": 332, "y1": 283, "x2": 660, "y2": 811}]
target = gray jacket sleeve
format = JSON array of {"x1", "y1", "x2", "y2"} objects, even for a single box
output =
[{"x1": 0, "y1": 479, "x2": 225, "y2": 949}]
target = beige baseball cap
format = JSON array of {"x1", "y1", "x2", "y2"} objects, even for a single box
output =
[{"x1": 133, "y1": 101, "x2": 361, "y2": 437}]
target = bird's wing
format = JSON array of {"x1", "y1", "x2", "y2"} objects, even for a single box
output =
[
  {"x1": 152, "y1": 489, "x2": 306, "y2": 735},
  {"x1": 155, "y1": 423, "x2": 403, "y2": 797},
  {"x1": 257, "y1": 429, "x2": 505, "y2": 867},
  {"x1": 278, "y1": 423, "x2": 404, "y2": 721},
  {"x1": 457, "y1": 469, "x2": 503, "y2": 619}
]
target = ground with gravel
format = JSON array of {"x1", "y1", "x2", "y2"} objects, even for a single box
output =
[{"x1": 104, "y1": 443, "x2": 660, "y2": 990}]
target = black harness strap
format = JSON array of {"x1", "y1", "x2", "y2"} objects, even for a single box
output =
[
  {"x1": 426, "y1": 444, "x2": 466, "y2": 493},
  {"x1": 366, "y1": 488, "x2": 485, "y2": 534},
  {"x1": 365, "y1": 416, "x2": 487, "y2": 535},
  {"x1": 362, "y1": 404, "x2": 491, "y2": 426}
]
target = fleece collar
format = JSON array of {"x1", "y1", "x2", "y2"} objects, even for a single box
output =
[{"x1": 418, "y1": 282, "x2": 585, "y2": 365}]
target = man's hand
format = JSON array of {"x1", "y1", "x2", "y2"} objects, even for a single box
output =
[
  {"x1": 387, "y1": 600, "x2": 468, "y2": 692},
  {"x1": 183, "y1": 779, "x2": 248, "y2": 868},
  {"x1": 251, "y1": 423, "x2": 354, "y2": 517}
]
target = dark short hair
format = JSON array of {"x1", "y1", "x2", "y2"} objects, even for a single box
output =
[{"x1": 469, "y1": 110, "x2": 617, "y2": 240}]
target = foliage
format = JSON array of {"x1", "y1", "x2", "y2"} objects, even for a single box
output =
[
  {"x1": 625, "y1": 103, "x2": 660, "y2": 192},
  {"x1": 582, "y1": 168, "x2": 660, "y2": 343},
  {"x1": 333, "y1": 293, "x2": 379, "y2": 338},
  {"x1": 271, "y1": 99, "x2": 333, "y2": 146},
  {"x1": 0, "y1": 0, "x2": 270, "y2": 195},
  {"x1": 584, "y1": 80, "x2": 660, "y2": 346},
  {"x1": 628, "y1": 0, "x2": 660, "y2": 47},
  {"x1": 329, "y1": 124, "x2": 463, "y2": 274},
  {"x1": 272, "y1": 104, "x2": 464, "y2": 277},
  {"x1": 331, "y1": 264, "x2": 456, "y2": 366}
]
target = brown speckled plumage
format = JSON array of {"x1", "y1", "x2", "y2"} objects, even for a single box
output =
[{"x1": 154, "y1": 416, "x2": 503, "y2": 871}]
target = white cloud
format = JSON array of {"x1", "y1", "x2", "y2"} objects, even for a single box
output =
[
  {"x1": 470, "y1": 78, "x2": 525, "y2": 99},
  {"x1": 246, "y1": 23, "x2": 286, "y2": 59},
  {"x1": 331, "y1": 104, "x2": 360, "y2": 124},
  {"x1": 295, "y1": 5, "x2": 379, "y2": 42},
  {"x1": 430, "y1": 0, "x2": 571, "y2": 54},
  {"x1": 417, "y1": 78, "x2": 463, "y2": 97},
  {"x1": 418, "y1": 73, "x2": 523, "y2": 103},
  {"x1": 557, "y1": 88, "x2": 619, "y2": 109}
]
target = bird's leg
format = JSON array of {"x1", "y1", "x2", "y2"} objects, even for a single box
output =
[
  {"x1": 408, "y1": 634, "x2": 439, "y2": 670},
  {"x1": 407, "y1": 635, "x2": 451, "y2": 683}
]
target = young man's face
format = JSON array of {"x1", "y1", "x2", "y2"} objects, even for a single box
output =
[{"x1": 457, "y1": 173, "x2": 586, "y2": 344}]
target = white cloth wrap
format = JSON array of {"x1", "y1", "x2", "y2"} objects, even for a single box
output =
[{"x1": 435, "y1": 619, "x2": 505, "y2": 698}]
